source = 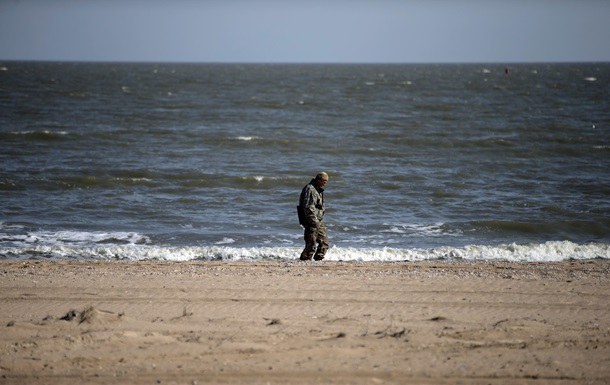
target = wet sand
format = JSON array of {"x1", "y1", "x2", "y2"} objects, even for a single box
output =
[{"x1": 1, "y1": 259, "x2": 609, "y2": 384}]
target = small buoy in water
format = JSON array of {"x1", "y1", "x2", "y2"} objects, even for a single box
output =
[{"x1": 505, "y1": 67, "x2": 509, "y2": 74}]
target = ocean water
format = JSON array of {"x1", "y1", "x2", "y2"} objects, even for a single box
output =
[{"x1": 1, "y1": 61, "x2": 609, "y2": 262}]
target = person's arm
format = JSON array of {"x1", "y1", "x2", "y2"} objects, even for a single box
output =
[{"x1": 302, "y1": 186, "x2": 319, "y2": 226}]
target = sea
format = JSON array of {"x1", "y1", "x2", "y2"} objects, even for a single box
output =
[{"x1": 1, "y1": 61, "x2": 609, "y2": 262}]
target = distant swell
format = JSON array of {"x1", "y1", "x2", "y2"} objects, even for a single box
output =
[{"x1": 471, "y1": 219, "x2": 610, "y2": 239}]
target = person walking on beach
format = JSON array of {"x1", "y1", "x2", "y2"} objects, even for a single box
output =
[{"x1": 297, "y1": 172, "x2": 330, "y2": 261}]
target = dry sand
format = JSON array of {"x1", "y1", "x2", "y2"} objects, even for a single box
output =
[{"x1": 1, "y1": 259, "x2": 609, "y2": 385}]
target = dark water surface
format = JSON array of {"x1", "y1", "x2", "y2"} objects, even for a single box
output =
[{"x1": 1, "y1": 62, "x2": 609, "y2": 261}]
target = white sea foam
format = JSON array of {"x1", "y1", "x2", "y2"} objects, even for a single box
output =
[
  {"x1": 380, "y1": 222, "x2": 459, "y2": 238},
  {"x1": 1, "y1": 241, "x2": 607, "y2": 262},
  {"x1": 11, "y1": 130, "x2": 69, "y2": 136},
  {"x1": 0, "y1": 229, "x2": 150, "y2": 248}
]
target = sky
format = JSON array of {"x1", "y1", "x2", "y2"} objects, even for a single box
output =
[{"x1": 1, "y1": 0, "x2": 609, "y2": 63}]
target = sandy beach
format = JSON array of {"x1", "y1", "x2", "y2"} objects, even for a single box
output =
[{"x1": 1, "y1": 259, "x2": 609, "y2": 384}]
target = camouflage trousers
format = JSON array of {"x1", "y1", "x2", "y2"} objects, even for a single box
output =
[{"x1": 300, "y1": 221, "x2": 329, "y2": 261}]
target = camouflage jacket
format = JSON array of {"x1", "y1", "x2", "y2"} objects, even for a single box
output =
[{"x1": 299, "y1": 179, "x2": 325, "y2": 227}]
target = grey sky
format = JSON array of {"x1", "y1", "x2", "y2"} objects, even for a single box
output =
[{"x1": 1, "y1": 0, "x2": 609, "y2": 63}]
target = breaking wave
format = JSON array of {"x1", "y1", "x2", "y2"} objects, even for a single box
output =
[{"x1": 1, "y1": 241, "x2": 608, "y2": 262}]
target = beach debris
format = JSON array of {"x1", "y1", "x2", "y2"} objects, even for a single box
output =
[
  {"x1": 375, "y1": 327, "x2": 408, "y2": 339},
  {"x1": 59, "y1": 309, "x2": 78, "y2": 321},
  {"x1": 170, "y1": 306, "x2": 193, "y2": 321},
  {"x1": 57, "y1": 306, "x2": 124, "y2": 324},
  {"x1": 182, "y1": 306, "x2": 193, "y2": 317},
  {"x1": 79, "y1": 306, "x2": 99, "y2": 323},
  {"x1": 264, "y1": 318, "x2": 281, "y2": 326},
  {"x1": 321, "y1": 331, "x2": 346, "y2": 340}
]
